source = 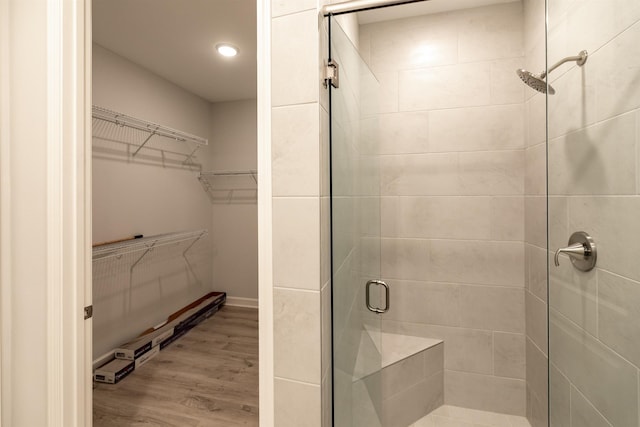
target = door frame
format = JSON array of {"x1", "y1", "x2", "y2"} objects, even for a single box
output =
[
  {"x1": 1, "y1": 0, "x2": 274, "y2": 425},
  {"x1": 0, "y1": 0, "x2": 92, "y2": 425},
  {"x1": 256, "y1": 0, "x2": 275, "y2": 426}
]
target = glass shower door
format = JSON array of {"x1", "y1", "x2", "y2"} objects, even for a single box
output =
[
  {"x1": 547, "y1": 2, "x2": 640, "y2": 425},
  {"x1": 329, "y1": 16, "x2": 384, "y2": 427}
]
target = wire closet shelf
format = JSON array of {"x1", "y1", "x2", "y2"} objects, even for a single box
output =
[
  {"x1": 198, "y1": 170, "x2": 257, "y2": 202},
  {"x1": 93, "y1": 229, "x2": 208, "y2": 262},
  {"x1": 92, "y1": 105, "x2": 208, "y2": 161}
]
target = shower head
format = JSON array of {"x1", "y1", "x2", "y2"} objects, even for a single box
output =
[
  {"x1": 517, "y1": 69, "x2": 556, "y2": 95},
  {"x1": 516, "y1": 50, "x2": 588, "y2": 95}
]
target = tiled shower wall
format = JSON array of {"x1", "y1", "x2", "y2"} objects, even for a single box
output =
[
  {"x1": 522, "y1": 0, "x2": 548, "y2": 426},
  {"x1": 270, "y1": 1, "x2": 333, "y2": 426},
  {"x1": 544, "y1": 1, "x2": 640, "y2": 427},
  {"x1": 359, "y1": 3, "x2": 528, "y2": 416}
]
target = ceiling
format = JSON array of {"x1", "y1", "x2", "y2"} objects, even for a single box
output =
[
  {"x1": 93, "y1": 0, "x2": 257, "y2": 103},
  {"x1": 93, "y1": 0, "x2": 518, "y2": 102},
  {"x1": 358, "y1": 0, "x2": 521, "y2": 24}
]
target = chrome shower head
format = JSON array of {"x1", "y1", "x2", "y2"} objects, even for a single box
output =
[{"x1": 516, "y1": 69, "x2": 556, "y2": 95}]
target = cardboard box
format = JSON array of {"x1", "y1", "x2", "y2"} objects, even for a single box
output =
[
  {"x1": 94, "y1": 358, "x2": 134, "y2": 384},
  {"x1": 160, "y1": 294, "x2": 225, "y2": 350},
  {"x1": 135, "y1": 345, "x2": 159, "y2": 369},
  {"x1": 115, "y1": 327, "x2": 175, "y2": 360}
]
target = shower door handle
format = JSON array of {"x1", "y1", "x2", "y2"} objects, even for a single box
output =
[{"x1": 366, "y1": 280, "x2": 389, "y2": 314}]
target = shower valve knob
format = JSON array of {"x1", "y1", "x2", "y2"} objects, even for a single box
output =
[{"x1": 554, "y1": 231, "x2": 597, "y2": 272}]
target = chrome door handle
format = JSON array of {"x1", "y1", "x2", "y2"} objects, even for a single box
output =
[
  {"x1": 366, "y1": 280, "x2": 389, "y2": 314},
  {"x1": 554, "y1": 231, "x2": 597, "y2": 272}
]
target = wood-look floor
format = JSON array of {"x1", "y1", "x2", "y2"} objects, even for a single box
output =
[{"x1": 93, "y1": 305, "x2": 259, "y2": 427}]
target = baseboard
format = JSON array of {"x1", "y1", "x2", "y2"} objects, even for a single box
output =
[{"x1": 225, "y1": 296, "x2": 258, "y2": 309}]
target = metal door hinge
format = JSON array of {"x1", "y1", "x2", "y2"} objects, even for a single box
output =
[
  {"x1": 324, "y1": 59, "x2": 339, "y2": 89},
  {"x1": 84, "y1": 305, "x2": 93, "y2": 320}
]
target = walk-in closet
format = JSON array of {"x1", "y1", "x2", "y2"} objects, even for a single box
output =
[{"x1": 90, "y1": 1, "x2": 258, "y2": 425}]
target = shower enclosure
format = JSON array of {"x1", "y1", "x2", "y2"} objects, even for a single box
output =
[{"x1": 327, "y1": 0, "x2": 640, "y2": 426}]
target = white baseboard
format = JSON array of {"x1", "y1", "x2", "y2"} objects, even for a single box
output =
[{"x1": 225, "y1": 296, "x2": 258, "y2": 309}]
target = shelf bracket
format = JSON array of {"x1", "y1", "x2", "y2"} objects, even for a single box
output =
[
  {"x1": 182, "y1": 231, "x2": 206, "y2": 258},
  {"x1": 182, "y1": 146, "x2": 200, "y2": 166},
  {"x1": 132, "y1": 127, "x2": 158, "y2": 157},
  {"x1": 130, "y1": 240, "x2": 157, "y2": 273}
]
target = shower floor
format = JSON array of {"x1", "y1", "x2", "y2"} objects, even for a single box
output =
[{"x1": 411, "y1": 405, "x2": 531, "y2": 427}]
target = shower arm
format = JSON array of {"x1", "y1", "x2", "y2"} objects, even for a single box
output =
[{"x1": 540, "y1": 50, "x2": 588, "y2": 79}]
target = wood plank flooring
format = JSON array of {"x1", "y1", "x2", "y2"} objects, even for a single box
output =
[{"x1": 93, "y1": 305, "x2": 259, "y2": 427}]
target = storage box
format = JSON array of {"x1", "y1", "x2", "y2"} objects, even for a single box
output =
[
  {"x1": 135, "y1": 345, "x2": 159, "y2": 369},
  {"x1": 115, "y1": 327, "x2": 175, "y2": 360},
  {"x1": 94, "y1": 358, "x2": 134, "y2": 384},
  {"x1": 160, "y1": 294, "x2": 226, "y2": 349}
]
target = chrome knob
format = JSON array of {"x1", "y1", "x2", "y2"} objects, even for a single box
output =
[{"x1": 554, "y1": 231, "x2": 597, "y2": 272}]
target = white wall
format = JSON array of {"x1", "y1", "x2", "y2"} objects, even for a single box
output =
[
  {"x1": 209, "y1": 100, "x2": 258, "y2": 301},
  {"x1": 92, "y1": 44, "x2": 214, "y2": 359},
  {"x1": 92, "y1": 43, "x2": 213, "y2": 242}
]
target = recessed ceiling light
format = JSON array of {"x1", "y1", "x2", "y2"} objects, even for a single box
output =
[{"x1": 216, "y1": 43, "x2": 239, "y2": 57}]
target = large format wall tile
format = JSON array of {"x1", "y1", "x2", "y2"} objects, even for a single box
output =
[
  {"x1": 365, "y1": 11, "x2": 459, "y2": 74},
  {"x1": 272, "y1": 10, "x2": 318, "y2": 106},
  {"x1": 383, "y1": 280, "x2": 460, "y2": 327},
  {"x1": 547, "y1": 63, "x2": 597, "y2": 141},
  {"x1": 380, "y1": 237, "x2": 430, "y2": 281},
  {"x1": 368, "y1": 2, "x2": 528, "y2": 417},
  {"x1": 525, "y1": 196, "x2": 546, "y2": 249},
  {"x1": 525, "y1": 143, "x2": 545, "y2": 196},
  {"x1": 272, "y1": 104, "x2": 320, "y2": 196},
  {"x1": 382, "y1": 197, "x2": 523, "y2": 242},
  {"x1": 548, "y1": 363, "x2": 570, "y2": 427},
  {"x1": 381, "y1": 196, "x2": 492, "y2": 240},
  {"x1": 458, "y1": 286, "x2": 524, "y2": 333},
  {"x1": 598, "y1": 269, "x2": 640, "y2": 368},
  {"x1": 272, "y1": 0, "x2": 315, "y2": 18},
  {"x1": 380, "y1": 151, "x2": 524, "y2": 196},
  {"x1": 458, "y1": 3, "x2": 524, "y2": 63},
  {"x1": 380, "y1": 153, "x2": 460, "y2": 196},
  {"x1": 570, "y1": 386, "x2": 613, "y2": 427},
  {"x1": 568, "y1": 196, "x2": 640, "y2": 283},
  {"x1": 555, "y1": 0, "x2": 640, "y2": 60},
  {"x1": 399, "y1": 62, "x2": 493, "y2": 111},
  {"x1": 526, "y1": 338, "x2": 548, "y2": 409},
  {"x1": 381, "y1": 321, "x2": 494, "y2": 375},
  {"x1": 274, "y1": 288, "x2": 321, "y2": 383},
  {"x1": 549, "y1": 310, "x2": 639, "y2": 427},
  {"x1": 429, "y1": 240, "x2": 524, "y2": 286},
  {"x1": 457, "y1": 150, "x2": 524, "y2": 195},
  {"x1": 429, "y1": 104, "x2": 525, "y2": 153},
  {"x1": 383, "y1": 370, "x2": 444, "y2": 427},
  {"x1": 273, "y1": 197, "x2": 320, "y2": 289},
  {"x1": 526, "y1": 244, "x2": 547, "y2": 302},
  {"x1": 275, "y1": 378, "x2": 321, "y2": 427},
  {"x1": 525, "y1": 290, "x2": 548, "y2": 354},
  {"x1": 445, "y1": 370, "x2": 526, "y2": 415},
  {"x1": 549, "y1": 255, "x2": 597, "y2": 336},
  {"x1": 593, "y1": 20, "x2": 640, "y2": 123},
  {"x1": 494, "y1": 332, "x2": 526, "y2": 379},
  {"x1": 361, "y1": 112, "x2": 429, "y2": 155},
  {"x1": 490, "y1": 58, "x2": 526, "y2": 105},
  {"x1": 548, "y1": 112, "x2": 636, "y2": 196}
]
